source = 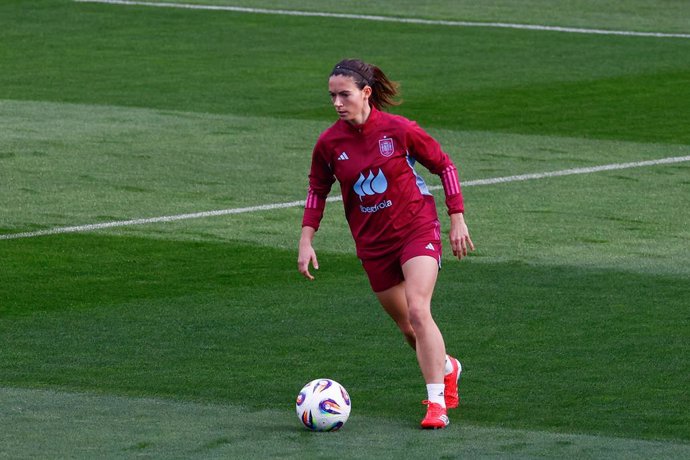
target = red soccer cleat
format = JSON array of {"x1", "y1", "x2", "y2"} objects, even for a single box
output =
[
  {"x1": 420, "y1": 400, "x2": 449, "y2": 429},
  {"x1": 444, "y1": 356, "x2": 462, "y2": 409}
]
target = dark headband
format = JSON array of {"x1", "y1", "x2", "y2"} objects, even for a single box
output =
[{"x1": 332, "y1": 64, "x2": 370, "y2": 86}]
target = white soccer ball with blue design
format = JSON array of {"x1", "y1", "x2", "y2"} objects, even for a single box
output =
[{"x1": 296, "y1": 378, "x2": 351, "y2": 431}]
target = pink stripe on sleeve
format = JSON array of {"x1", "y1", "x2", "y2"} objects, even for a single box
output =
[{"x1": 441, "y1": 166, "x2": 460, "y2": 195}]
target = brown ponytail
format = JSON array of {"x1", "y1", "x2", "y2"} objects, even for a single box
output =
[{"x1": 330, "y1": 59, "x2": 401, "y2": 110}]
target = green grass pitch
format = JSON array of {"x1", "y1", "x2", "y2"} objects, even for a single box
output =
[{"x1": 1, "y1": 0, "x2": 689, "y2": 457}]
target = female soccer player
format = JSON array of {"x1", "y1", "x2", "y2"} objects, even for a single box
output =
[{"x1": 298, "y1": 59, "x2": 474, "y2": 429}]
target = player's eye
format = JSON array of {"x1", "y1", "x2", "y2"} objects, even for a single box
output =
[{"x1": 330, "y1": 92, "x2": 351, "y2": 100}]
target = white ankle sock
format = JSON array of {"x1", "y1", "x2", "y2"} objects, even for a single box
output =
[
  {"x1": 426, "y1": 383, "x2": 446, "y2": 407},
  {"x1": 444, "y1": 355, "x2": 453, "y2": 375}
]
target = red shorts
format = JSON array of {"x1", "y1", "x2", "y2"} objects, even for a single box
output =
[{"x1": 361, "y1": 221, "x2": 442, "y2": 293}]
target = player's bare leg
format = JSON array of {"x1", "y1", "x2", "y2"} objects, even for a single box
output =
[
  {"x1": 401, "y1": 255, "x2": 445, "y2": 385},
  {"x1": 402, "y1": 255, "x2": 450, "y2": 428},
  {"x1": 375, "y1": 256, "x2": 452, "y2": 427},
  {"x1": 375, "y1": 283, "x2": 417, "y2": 349}
]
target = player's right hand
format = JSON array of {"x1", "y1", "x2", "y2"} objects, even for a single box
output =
[{"x1": 298, "y1": 243, "x2": 319, "y2": 280}]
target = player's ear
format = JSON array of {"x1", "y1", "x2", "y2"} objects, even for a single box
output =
[{"x1": 362, "y1": 85, "x2": 372, "y2": 98}]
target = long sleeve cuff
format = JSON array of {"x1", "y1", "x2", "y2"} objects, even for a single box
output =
[
  {"x1": 302, "y1": 189, "x2": 326, "y2": 231},
  {"x1": 440, "y1": 165, "x2": 465, "y2": 215}
]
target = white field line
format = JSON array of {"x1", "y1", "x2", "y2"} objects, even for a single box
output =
[
  {"x1": 73, "y1": 0, "x2": 690, "y2": 39},
  {"x1": 2, "y1": 155, "x2": 689, "y2": 241}
]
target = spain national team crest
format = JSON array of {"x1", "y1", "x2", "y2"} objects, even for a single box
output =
[{"x1": 378, "y1": 137, "x2": 395, "y2": 157}]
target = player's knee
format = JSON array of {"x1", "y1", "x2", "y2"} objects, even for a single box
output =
[{"x1": 407, "y1": 303, "x2": 432, "y2": 329}]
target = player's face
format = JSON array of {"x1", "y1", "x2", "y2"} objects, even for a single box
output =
[{"x1": 328, "y1": 75, "x2": 371, "y2": 125}]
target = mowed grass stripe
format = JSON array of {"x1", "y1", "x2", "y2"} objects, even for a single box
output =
[
  {"x1": 5, "y1": 2, "x2": 689, "y2": 143},
  {"x1": 74, "y1": 0, "x2": 690, "y2": 39},
  {"x1": 2, "y1": 154, "x2": 689, "y2": 241},
  {"x1": 3, "y1": 100, "x2": 689, "y2": 277},
  {"x1": 2, "y1": 235, "x2": 688, "y2": 440},
  {"x1": 3, "y1": 386, "x2": 689, "y2": 459}
]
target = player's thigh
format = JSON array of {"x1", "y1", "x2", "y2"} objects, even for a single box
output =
[{"x1": 401, "y1": 256, "x2": 439, "y2": 308}]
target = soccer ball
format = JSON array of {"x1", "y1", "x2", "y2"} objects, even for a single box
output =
[{"x1": 296, "y1": 378, "x2": 351, "y2": 431}]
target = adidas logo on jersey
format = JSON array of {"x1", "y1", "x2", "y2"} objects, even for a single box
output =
[
  {"x1": 425, "y1": 243, "x2": 435, "y2": 251},
  {"x1": 338, "y1": 152, "x2": 349, "y2": 161}
]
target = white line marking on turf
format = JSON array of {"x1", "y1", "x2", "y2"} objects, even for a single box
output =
[
  {"x1": 2, "y1": 155, "x2": 689, "y2": 240},
  {"x1": 73, "y1": 0, "x2": 690, "y2": 39},
  {"x1": 446, "y1": 155, "x2": 690, "y2": 187}
]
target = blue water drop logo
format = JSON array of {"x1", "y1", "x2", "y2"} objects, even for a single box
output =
[{"x1": 353, "y1": 169, "x2": 388, "y2": 198}]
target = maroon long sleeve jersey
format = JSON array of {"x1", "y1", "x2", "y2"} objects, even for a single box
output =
[{"x1": 302, "y1": 106, "x2": 464, "y2": 259}]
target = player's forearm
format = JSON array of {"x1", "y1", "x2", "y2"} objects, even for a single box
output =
[{"x1": 300, "y1": 226, "x2": 317, "y2": 245}]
